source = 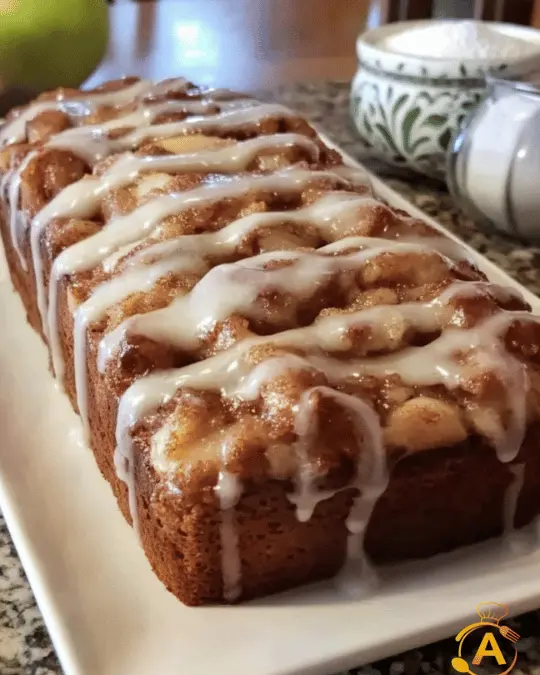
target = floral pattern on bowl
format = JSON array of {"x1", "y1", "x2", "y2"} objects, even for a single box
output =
[
  {"x1": 351, "y1": 20, "x2": 540, "y2": 178},
  {"x1": 351, "y1": 73, "x2": 483, "y2": 176}
]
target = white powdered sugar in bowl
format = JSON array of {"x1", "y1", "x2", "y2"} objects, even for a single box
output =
[
  {"x1": 380, "y1": 21, "x2": 540, "y2": 60},
  {"x1": 351, "y1": 20, "x2": 540, "y2": 178}
]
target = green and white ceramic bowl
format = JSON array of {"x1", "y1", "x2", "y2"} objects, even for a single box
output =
[{"x1": 351, "y1": 20, "x2": 540, "y2": 178}]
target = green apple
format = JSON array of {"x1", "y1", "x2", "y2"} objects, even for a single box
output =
[{"x1": 0, "y1": 0, "x2": 108, "y2": 90}]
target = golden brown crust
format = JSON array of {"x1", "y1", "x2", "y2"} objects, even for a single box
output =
[{"x1": 2, "y1": 77, "x2": 540, "y2": 606}]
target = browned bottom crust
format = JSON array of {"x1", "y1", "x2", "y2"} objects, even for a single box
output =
[{"x1": 132, "y1": 429, "x2": 540, "y2": 605}]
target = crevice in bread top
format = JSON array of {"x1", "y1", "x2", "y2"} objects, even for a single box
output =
[{"x1": 1, "y1": 76, "x2": 540, "y2": 605}]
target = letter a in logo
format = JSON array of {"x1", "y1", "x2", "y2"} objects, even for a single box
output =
[
  {"x1": 453, "y1": 603, "x2": 519, "y2": 675},
  {"x1": 472, "y1": 632, "x2": 506, "y2": 666}
]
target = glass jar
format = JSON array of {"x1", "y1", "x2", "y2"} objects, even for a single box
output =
[{"x1": 448, "y1": 78, "x2": 540, "y2": 241}]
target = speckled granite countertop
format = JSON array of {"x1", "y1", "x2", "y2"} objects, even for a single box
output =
[{"x1": 2, "y1": 81, "x2": 540, "y2": 675}]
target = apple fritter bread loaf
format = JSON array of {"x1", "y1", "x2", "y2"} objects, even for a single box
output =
[{"x1": 1, "y1": 76, "x2": 540, "y2": 606}]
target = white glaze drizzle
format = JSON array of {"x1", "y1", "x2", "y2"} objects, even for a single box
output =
[
  {"x1": 107, "y1": 103, "x2": 295, "y2": 150},
  {"x1": 74, "y1": 186, "x2": 455, "y2": 431},
  {"x1": 39, "y1": 99, "x2": 280, "y2": 167},
  {"x1": 28, "y1": 103, "x2": 293, "y2": 171},
  {"x1": 114, "y1": 422, "x2": 140, "y2": 535},
  {"x1": 122, "y1": 288, "x2": 528, "y2": 454},
  {"x1": 5, "y1": 96, "x2": 227, "y2": 268},
  {"x1": 73, "y1": 252, "x2": 209, "y2": 436},
  {"x1": 97, "y1": 238, "x2": 461, "y2": 372},
  {"x1": 7, "y1": 151, "x2": 35, "y2": 269},
  {"x1": 100, "y1": 191, "x2": 380, "y2": 272},
  {"x1": 287, "y1": 386, "x2": 388, "y2": 595},
  {"x1": 3, "y1": 83, "x2": 273, "y2": 274},
  {"x1": 141, "y1": 77, "x2": 190, "y2": 98},
  {"x1": 42, "y1": 99, "x2": 223, "y2": 166},
  {"x1": 503, "y1": 462, "x2": 526, "y2": 534},
  {"x1": 215, "y1": 470, "x2": 243, "y2": 602},
  {"x1": 289, "y1": 386, "x2": 387, "y2": 546},
  {"x1": 348, "y1": 313, "x2": 529, "y2": 464},
  {"x1": 197, "y1": 88, "x2": 244, "y2": 100},
  {"x1": 46, "y1": 169, "x2": 350, "y2": 375},
  {"x1": 336, "y1": 391, "x2": 388, "y2": 583},
  {"x1": 289, "y1": 387, "x2": 324, "y2": 522},
  {"x1": 13, "y1": 100, "x2": 296, "y2": 272},
  {"x1": 121, "y1": 306, "x2": 532, "y2": 471},
  {"x1": 70, "y1": 190, "x2": 379, "y2": 428},
  {"x1": 39, "y1": 160, "x2": 336, "y2": 334},
  {"x1": 131, "y1": 301, "x2": 520, "y2": 409},
  {"x1": 214, "y1": 98, "x2": 260, "y2": 110},
  {"x1": 0, "y1": 79, "x2": 159, "y2": 146}
]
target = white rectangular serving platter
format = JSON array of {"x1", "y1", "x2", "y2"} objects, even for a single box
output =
[{"x1": 1, "y1": 138, "x2": 540, "y2": 675}]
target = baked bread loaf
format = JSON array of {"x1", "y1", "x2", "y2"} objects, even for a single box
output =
[{"x1": 1, "y1": 76, "x2": 540, "y2": 606}]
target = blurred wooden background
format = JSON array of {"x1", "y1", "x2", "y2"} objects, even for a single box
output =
[
  {"x1": 88, "y1": 0, "x2": 540, "y2": 91},
  {"x1": 88, "y1": 0, "x2": 371, "y2": 90}
]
